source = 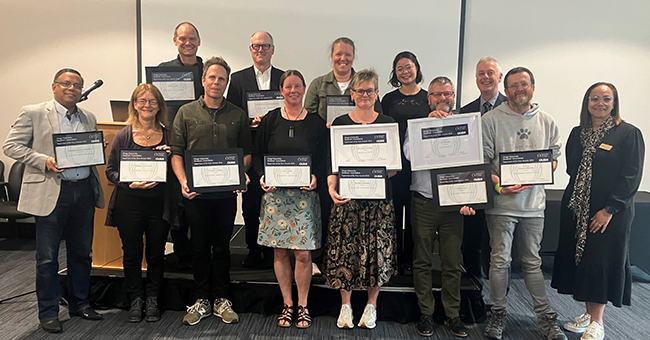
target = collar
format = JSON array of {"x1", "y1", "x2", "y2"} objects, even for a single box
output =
[
  {"x1": 323, "y1": 68, "x2": 356, "y2": 83},
  {"x1": 480, "y1": 92, "x2": 500, "y2": 108},
  {"x1": 199, "y1": 95, "x2": 226, "y2": 111},
  {"x1": 54, "y1": 100, "x2": 77, "y2": 117},
  {"x1": 176, "y1": 54, "x2": 203, "y2": 67},
  {"x1": 254, "y1": 64, "x2": 272, "y2": 76}
]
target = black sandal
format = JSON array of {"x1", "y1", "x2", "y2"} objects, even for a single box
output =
[
  {"x1": 295, "y1": 305, "x2": 312, "y2": 329},
  {"x1": 277, "y1": 304, "x2": 293, "y2": 327}
]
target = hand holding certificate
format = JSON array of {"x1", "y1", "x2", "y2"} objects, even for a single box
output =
[
  {"x1": 330, "y1": 123, "x2": 402, "y2": 171},
  {"x1": 338, "y1": 167, "x2": 387, "y2": 199},
  {"x1": 499, "y1": 149, "x2": 554, "y2": 186},
  {"x1": 430, "y1": 163, "x2": 493, "y2": 211},
  {"x1": 184, "y1": 148, "x2": 246, "y2": 193},
  {"x1": 53, "y1": 131, "x2": 106, "y2": 169},
  {"x1": 264, "y1": 155, "x2": 311, "y2": 188},
  {"x1": 119, "y1": 150, "x2": 167, "y2": 182}
]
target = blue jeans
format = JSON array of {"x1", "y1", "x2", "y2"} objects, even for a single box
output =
[{"x1": 35, "y1": 179, "x2": 95, "y2": 321}]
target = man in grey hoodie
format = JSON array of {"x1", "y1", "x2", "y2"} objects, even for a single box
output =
[{"x1": 482, "y1": 67, "x2": 566, "y2": 340}]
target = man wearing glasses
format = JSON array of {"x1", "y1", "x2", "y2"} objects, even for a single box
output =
[
  {"x1": 4, "y1": 69, "x2": 105, "y2": 333},
  {"x1": 481, "y1": 67, "x2": 566, "y2": 340},
  {"x1": 408, "y1": 77, "x2": 470, "y2": 337},
  {"x1": 226, "y1": 31, "x2": 284, "y2": 269}
]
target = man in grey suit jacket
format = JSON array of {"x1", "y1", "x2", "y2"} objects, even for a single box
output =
[{"x1": 3, "y1": 68, "x2": 105, "y2": 333}]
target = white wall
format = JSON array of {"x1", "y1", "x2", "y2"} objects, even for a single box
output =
[
  {"x1": 0, "y1": 0, "x2": 137, "y2": 177},
  {"x1": 461, "y1": 0, "x2": 650, "y2": 191}
]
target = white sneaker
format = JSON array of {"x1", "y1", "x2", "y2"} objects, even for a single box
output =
[
  {"x1": 336, "y1": 304, "x2": 354, "y2": 329},
  {"x1": 358, "y1": 304, "x2": 377, "y2": 329},
  {"x1": 564, "y1": 313, "x2": 591, "y2": 333},
  {"x1": 580, "y1": 321, "x2": 604, "y2": 340}
]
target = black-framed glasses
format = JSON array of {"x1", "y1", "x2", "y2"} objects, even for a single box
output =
[
  {"x1": 250, "y1": 44, "x2": 272, "y2": 51},
  {"x1": 352, "y1": 88, "x2": 377, "y2": 96},
  {"x1": 55, "y1": 81, "x2": 83, "y2": 91},
  {"x1": 588, "y1": 96, "x2": 613, "y2": 104},
  {"x1": 429, "y1": 91, "x2": 454, "y2": 98}
]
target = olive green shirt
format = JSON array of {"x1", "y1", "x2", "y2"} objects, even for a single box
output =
[
  {"x1": 304, "y1": 69, "x2": 383, "y2": 121},
  {"x1": 170, "y1": 96, "x2": 253, "y2": 157}
]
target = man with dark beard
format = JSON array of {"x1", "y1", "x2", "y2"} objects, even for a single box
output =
[{"x1": 481, "y1": 67, "x2": 566, "y2": 340}]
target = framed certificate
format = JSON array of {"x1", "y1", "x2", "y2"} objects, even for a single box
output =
[
  {"x1": 246, "y1": 90, "x2": 284, "y2": 118},
  {"x1": 326, "y1": 95, "x2": 355, "y2": 123},
  {"x1": 184, "y1": 148, "x2": 246, "y2": 193},
  {"x1": 330, "y1": 123, "x2": 402, "y2": 171},
  {"x1": 338, "y1": 167, "x2": 386, "y2": 200},
  {"x1": 407, "y1": 113, "x2": 483, "y2": 171},
  {"x1": 264, "y1": 155, "x2": 311, "y2": 188},
  {"x1": 145, "y1": 66, "x2": 202, "y2": 103},
  {"x1": 431, "y1": 163, "x2": 493, "y2": 212},
  {"x1": 499, "y1": 149, "x2": 554, "y2": 186},
  {"x1": 119, "y1": 150, "x2": 167, "y2": 182},
  {"x1": 52, "y1": 131, "x2": 105, "y2": 169}
]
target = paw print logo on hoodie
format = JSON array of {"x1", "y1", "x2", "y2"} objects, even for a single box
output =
[{"x1": 517, "y1": 129, "x2": 531, "y2": 139}]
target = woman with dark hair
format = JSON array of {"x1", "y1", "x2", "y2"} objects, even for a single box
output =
[
  {"x1": 105, "y1": 83, "x2": 179, "y2": 323},
  {"x1": 255, "y1": 70, "x2": 329, "y2": 329},
  {"x1": 381, "y1": 51, "x2": 429, "y2": 273},
  {"x1": 551, "y1": 82, "x2": 644, "y2": 340}
]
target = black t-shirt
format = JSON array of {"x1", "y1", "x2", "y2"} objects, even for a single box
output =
[{"x1": 381, "y1": 88, "x2": 429, "y2": 144}]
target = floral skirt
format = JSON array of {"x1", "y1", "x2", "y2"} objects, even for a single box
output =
[
  {"x1": 257, "y1": 188, "x2": 321, "y2": 250},
  {"x1": 324, "y1": 199, "x2": 397, "y2": 290}
]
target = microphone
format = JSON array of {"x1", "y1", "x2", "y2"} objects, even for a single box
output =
[{"x1": 78, "y1": 79, "x2": 104, "y2": 102}]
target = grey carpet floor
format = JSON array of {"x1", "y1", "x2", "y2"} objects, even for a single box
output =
[{"x1": 1, "y1": 238, "x2": 649, "y2": 340}]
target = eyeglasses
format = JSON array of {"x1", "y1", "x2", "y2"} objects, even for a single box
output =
[
  {"x1": 136, "y1": 99, "x2": 159, "y2": 106},
  {"x1": 507, "y1": 82, "x2": 531, "y2": 90},
  {"x1": 250, "y1": 44, "x2": 272, "y2": 51},
  {"x1": 429, "y1": 91, "x2": 454, "y2": 98},
  {"x1": 396, "y1": 64, "x2": 414, "y2": 73},
  {"x1": 589, "y1": 96, "x2": 613, "y2": 104},
  {"x1": 352, "y1": 88, "x2": 377, "y2": 96},
  {"x1": 55, "y1": 81, "x2": 83, "y2": 91}
]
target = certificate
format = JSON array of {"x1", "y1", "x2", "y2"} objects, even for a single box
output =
[
  {"x1": 407, "y1": 113, "x2": 483, "y2": 170},
  {"x1": 326, "y1": 95, "x2": 355, "y2": 123},
  {"x1": 431, "y1": 163, "x2": 493, "y2": 212},
  {"x1": 247, "y1": 91, "x2": 284, "y2": 118},
  {"x1": 499, "y1": 149, "x2": 554, "y2": 186},
  {"x1": 264, "y1": 155, "x2": 311, "y2": 188},
  {"x1": 119, "y1": 150, "x2": 167, "y2": 182},
  {"x1": 52, "y1": 131, "x2": 105, "y2": 169},
  {"x1": 338, "y1": 167, "x2": 386, "y2": 199},
  {"x1": 184, "y1": 148, "x2": 246, "y2": 193},
  {"x1": 330, "y1": 123, "x2": 402, "y2": 171},
  {"x1": 145, "y1": 66, "x2": 202, "y2": 103}
]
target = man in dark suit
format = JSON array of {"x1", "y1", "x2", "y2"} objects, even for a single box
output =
[
  {"x1": 4, "y1": 69, "x2": 105, "y2": 333},
  {"x1": 459, "y1": 57, "x2": 507, "y2": 282},
  {"x1": 227, "y1": 31, "x2": 284, "y2": 268}
]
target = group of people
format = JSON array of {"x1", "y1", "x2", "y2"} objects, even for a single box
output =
[{"x1": 3, "y1": 21, "x2": 644, "y2": 340}]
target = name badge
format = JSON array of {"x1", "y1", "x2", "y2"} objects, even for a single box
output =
[{"x1": 599, "y1": 143, "x2": 613, "y2": 151}]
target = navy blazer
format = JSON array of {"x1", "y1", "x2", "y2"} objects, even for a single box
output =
[
  {"x1": 459, "y1": 92, "x2": 507, "y2": 115},
  {"x1": 227, "y1": 65, "x2": 285, "y2": 114}
]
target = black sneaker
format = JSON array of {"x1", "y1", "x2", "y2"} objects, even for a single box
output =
[
  {"x1": 145, "y1": 296, "x2": 160, "y2": 322},
  {"x1": 445, "y1": 317, "x2": 468, "y2": 337},
  {"x1": 417, "y1": 314, "x2": 435, "y2": 337},
  {"x1": 127, "y1": 297, "x2": 143, "y2": 323}
]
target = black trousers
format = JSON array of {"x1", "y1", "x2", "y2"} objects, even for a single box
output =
[
  {"x1": 462, "y1": 209, "x2": 490, "y2": 280},
  {"x1": 115, "y1": 190, "x2": 169, "y2": 300},
  {"x1": 242, "y1": 168, "x2": 267, "y2": 256},
  {"x1": 184, "y1": 197, "x2": 236, "y2": 299},
  {"x1": 392, "y1": 171, "x2": 413, "y2": 267}
]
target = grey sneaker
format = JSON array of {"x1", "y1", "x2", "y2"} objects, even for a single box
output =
[
  {"x1": 537, "y1": 313, "x2": 568, "y2": 340},
  {"x1": 214, "y1": 298, "x2": 239, "y2": 324},
  {"x1": 484, "y1": 310, "x2": 507, "y2": 340},
  {"x1": 182, "y1": 299, "x2": 211, "y2": 325},
  {"x1": 564, "y1": 313, "x2": 591, "y2": 333}
]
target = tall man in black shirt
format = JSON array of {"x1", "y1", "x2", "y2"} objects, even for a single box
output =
[{"x1": 227, "y1": 31, "x2": 284, "y2": 269}]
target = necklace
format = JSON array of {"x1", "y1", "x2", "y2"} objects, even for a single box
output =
[{"x1": 283, "y1": 107, "x2": 305, "y2": 138}]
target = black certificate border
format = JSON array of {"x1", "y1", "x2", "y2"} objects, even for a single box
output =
[
  {"x1": 498, "y1": 149, "x2": 554, "y2": 186},
  {"x1": 430, "y1": 163, "x2": 494, "y2": 212},
  {"x1": 145, "y1": 65, "x2": 202, "y2": 105},
  {"x1": 184, "y1": 148, "x2": 246, "y2": 193},
  {"x1": 118, "y1": 149, "x2": 168, "y2": 183},
  {"x1": 52, "y1": 131, "x2": 106, "y2": 169},
  {"x1": 263, "y1": 154, "x2": 312, "y2": 188},
  {"x1": 337, "y1": 166, "x2": 387, "y2": 200},
  {"x1": 245, "y1": 90, "x2": 284, "y2": 118}
]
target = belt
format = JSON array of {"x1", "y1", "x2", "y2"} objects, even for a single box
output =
[
  {"x1": 62, "y1": 177, "x2": 91, "y2": 184},
  {"x1": 413, "y1": 192, "x2": 432, "y2": 200}
]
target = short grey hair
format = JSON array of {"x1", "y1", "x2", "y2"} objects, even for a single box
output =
[
  {"x1": 350, "y1": 68, "x2": 379, "y2": 91},
  {"x1": 428, "y1": 76, "x2": 454, "y2": 91},
  {"x1": 251, "y1": 31, "x2": 274, "y2": 45},
  {"x1": 476, "y1": 56, "x2": 502, "y2": 74}
]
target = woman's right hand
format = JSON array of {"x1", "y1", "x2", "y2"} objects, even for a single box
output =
[
  {"x1": 260, "y1": 175, "x2": 276, "y2": 193},
  {"x1": 129, "y1": 181, "x2": 158, "y2": 190},
  {"x1": 328, "y1": 186, "x2": 350, "y2": 206}
]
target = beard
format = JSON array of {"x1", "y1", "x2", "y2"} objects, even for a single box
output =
[
  {"x1": 434, "y1": 100, "x2": 453, "y2": 113},
  {"x1": 511, "y1": 92, "x2": 531, "y2": 107}
]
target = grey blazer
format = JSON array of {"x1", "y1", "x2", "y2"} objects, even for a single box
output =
[{"x1": 3, "y1": 99, "x2": 105, "y2": 216}]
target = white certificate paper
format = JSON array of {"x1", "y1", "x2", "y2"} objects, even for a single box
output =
[
  {"x1": 151, "y1": 71, "x2": 196, "y2": 101},
  {"x1": 499, "y1": 149, "x2": 554, "y2": 186},
  {"x1": 119, "y1": 150, "x2": 167, "y2": 182},
  {"x1": 338, "y1": 167, "x2": 386, "y2": 199},
  {"x1": 330, "y1": 123, "x2": 402, "y2": 171},
  {"x1": 326, "y1": 95, "x2": 355, "y2": 123},
  {"x1": 53, "y1": 131, "x2": 105, "y2": 169},
  {"x1": 437, "y1": 170, "x2": 488, "y2": 206},
  {"x1": 264, "y1": 155, "x2": 311, "y2": 187},
  {"x1": 407, "y1": 113, "x2": 483, "y2": 170},
  {"x1": 247, "y1": 91, "x2": 284, "y2": 118},
  {"x1": 191, "y1": 154, "x2": 240, "y2": 187}
]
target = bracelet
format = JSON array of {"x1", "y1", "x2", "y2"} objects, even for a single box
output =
[{"x1": 494, "y1": 183, "x2": 503, "y2": 194}]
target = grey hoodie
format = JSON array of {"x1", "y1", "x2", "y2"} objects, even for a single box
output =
[{"x1": 482, "y1": 102, "x2": 561, "y2": 217}]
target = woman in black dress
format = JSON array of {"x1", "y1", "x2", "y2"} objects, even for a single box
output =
[
  {"x1": 551, "y1": 82, "x2": 644, "y2": 340},
  {"x1": 381, "y1": 51, "x2": 429, "y2": 273}
]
